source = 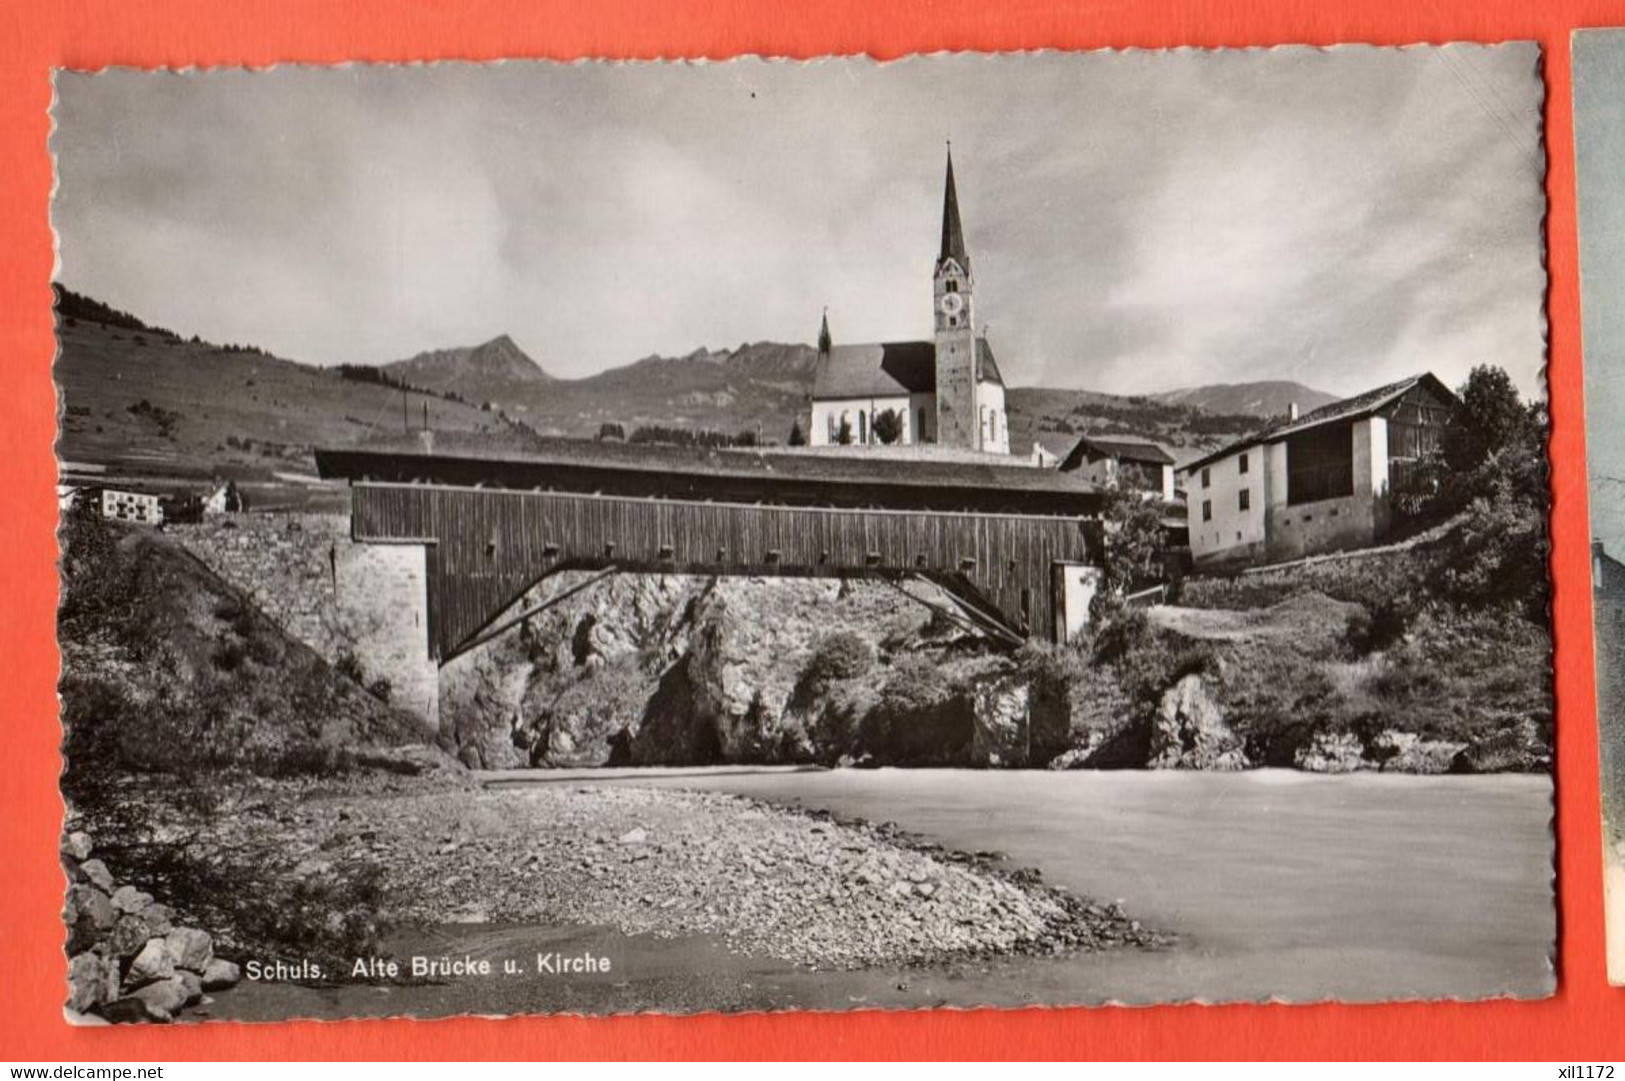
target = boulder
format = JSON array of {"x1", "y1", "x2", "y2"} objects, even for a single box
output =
[
  {"x1": 175, "y1": 970, "x2": 204, "y2": 1007},
  {"x1": 200, "y1": 958, "x2": 242, "y2": 991},
  {"x1": 1452, "y1": 719, "x2": 1551, "y2": 773},
  {"x1": 124, "y1": 975, "x2": 192, "y2": 1021},
  {"x1": 78, "y1": 859, "x2": 115, "y2": 892},
  {"x1": 111, "y1": 885, "x2": 154, "y2": 915},
  {"x1": 166, "y1": 927, "x2": 214, "y2": 973},
  {"x1": 62, "y1": 832, "x2": 94, "y2": 862},
  {"x1": 972, "y1": 675, "x2": 1031, "y2": 767},
  {"x1": 101, "y1": 995, "x2": 172, "y2": 1024},
  {"x1": 106, "y1": 913, "x2": 160, "y2": 960},
  {"x1": 1149, "y1": 674, "x2": 1247, "y2": 770},
  {"x1": 65, "y1": 884, "x2": 117, "y2": 954},
  {"x1": 142, "y1": 903, "x2": 174, "y2": 937},
  {"x1": 1372, "y1": 730, "x2": 1467, "y2": 774},
  {"x1": 65, "y1": 952, "x2": 119, "y2": 1013},
  {"x1": 125, "y1": 938, "x2": 177, "y2": 986},
  {"x1": 1295, "y1": 731, "x2": 1365, "y2": 773}
]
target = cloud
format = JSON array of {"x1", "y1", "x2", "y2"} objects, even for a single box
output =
[{"x1": 51, "y1": 47, "x2": 1546, "y2": 399}]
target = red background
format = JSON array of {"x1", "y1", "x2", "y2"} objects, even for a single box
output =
[{"x1": 0, "y1": 0, "x2": 1614, "y2": 1060}]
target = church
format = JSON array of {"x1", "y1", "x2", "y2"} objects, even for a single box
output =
[{"x1": 809, "y1": 149, "x2": 1011, "y2": 455}]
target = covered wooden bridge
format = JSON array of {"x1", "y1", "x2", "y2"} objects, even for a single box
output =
[{"x1": 314, "y1": 440, "x2": 1107, "y2": 663}]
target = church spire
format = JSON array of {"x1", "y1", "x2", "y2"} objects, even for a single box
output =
[
  {"x1": 939, "y1": 143, "x2": 969, "y2": 272},
  {"x1": 817, "y1": 308, "x2": 831, "y2": 354}
]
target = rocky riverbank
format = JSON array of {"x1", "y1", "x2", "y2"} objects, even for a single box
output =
[
  {"x1": 62, "y1": 831, "x2": 243, "y2": 1023},
  {"x1": 161, "y1": 777, "x2": 1163, "y2": 973}
]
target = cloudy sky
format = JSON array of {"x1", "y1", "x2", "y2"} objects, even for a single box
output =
[{"x1": 53, "y1": 47, "x2": 1546, "y2": 398}]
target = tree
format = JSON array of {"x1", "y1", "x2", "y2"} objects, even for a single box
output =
[
  {"x1": 836, "y1": 417, "x2": 854, "y2": 445},
  {"x1": 1089, "y1": 490, "x2": 1170, "y2": 621},
  {"x1": 788, "y1": 420, "x2": 807, "y2": 446},
  {"x1": 597, "y1": 422, "x2": 626, "y2": 441},
  {"x1": 1444, "y1": 364, "x2": 1528, "y2": 472},
  {"x1": 873, "y1": 408, "x2": 904, "y2": 445}
]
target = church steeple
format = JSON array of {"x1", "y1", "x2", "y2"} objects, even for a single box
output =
[
  {"x1": 938, "y1": 143, "x2": 970, "y2": 273},
  {"x1": 817, "y1": 308, "x2": 832, "y2": 355}
]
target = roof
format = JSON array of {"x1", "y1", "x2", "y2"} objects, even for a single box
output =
[
  {"x1": 939, "y1": 148, "x2": 970, "y2": 273},
  {"x1": 1179, "y1": 373, "x2": 1455, "y2": 474},
  {"x1": 1032, "y1": 431, "x2": 1081, "y2": 461},
  {"x1": 813, "y1": 339, "x2": 1004, "y2": 400},
  {"x1": 314, "y1": 437, "x2": 1105, "y2": 518},
  {"x1": 1071, "y1": 435, "x2": 1175, "y2": 466}
]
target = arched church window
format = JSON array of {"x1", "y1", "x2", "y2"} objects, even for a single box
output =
[
  {"x1": 946, "y1": 280, "x2": 958, "y2": 293},
  {"x1": 918, "y1": 407, "x2": 927, "y2": 441},
  {"x1": 859, "y1": 411, "x2": 868, "y2": 444},
  {"x1": 948, "y1": 316, "x2": 958, "y2": 328}
]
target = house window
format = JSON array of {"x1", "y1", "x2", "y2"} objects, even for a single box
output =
[
  {"x1": 1239, "y1": 489, "x2": 1251, "y2": 512},
  {"x1": 1201, "y1": 467, "x2": 1211, "y2": 489},
  {"x1": 1286, "y1": 422, "x2": 1355, "y2": 505},
  {"x1": 1239, "y1": 453, "x2": 1249, "y2": 475},
  {"x1": 1202, "y1": 500, "x2": 1212, "y2": 522}
]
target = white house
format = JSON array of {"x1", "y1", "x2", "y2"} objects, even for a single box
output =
[
  {"x1": 1179, "y1": 373, "x2": 1459, "y2": 569},
  {"x1": 100, "y1": 488, "x2": 164, "y2": 525},
  {"x1": 808, "y1": 148, "x2": 1010, "y2": 455}
]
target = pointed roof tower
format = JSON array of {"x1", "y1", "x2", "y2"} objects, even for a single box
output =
[
  {"x1": 817, "y1": 308, "x2": 832, "y2": 355},
  {"x1": 938, "y1": 143, "x2": 970, "y2": 273}
]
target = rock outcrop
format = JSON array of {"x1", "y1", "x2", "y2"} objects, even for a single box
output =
[
  {"x1": 1294, "y1": 731, "x2": 1366, "y2": 773},
  {"x1": 62, "y1": 831, "x2": 240, "y2": 1023},
  {"x1": 1148, "y1": 674, "x2": 1247, "y2": 770}
]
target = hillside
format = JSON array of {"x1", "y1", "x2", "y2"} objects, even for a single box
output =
[
  {"x1": 383, "y1": 333, "x2": 552, "y2": 401},
  {"x1": 1004, "y1": 387, "x2": 1270, "y2": 467},
  {"x1": 54, "y1": 297, "x2": 525, "y2": 485},
  {"x1": 495, "y1": 341, "x2": 819, "y2": 440},
  {"x1": 1149, "y1": 381, "x2": 1339, "y2": 418},
  {"x1": 54, "y1": 285, "x2": 1333, "y2": 475}
]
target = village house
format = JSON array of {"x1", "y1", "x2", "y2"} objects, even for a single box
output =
[
  {"x1": 99, "y1": 487, "x2": 164, "y2": 526},
  {"x1": 809, "y1": 148, "x2": 1010, "y2": 455},
  {"x1": 1029, "y1": 431, "x2": 1076, "y2": 469},
  {"x1": 1178, "y1": 372, "x2": 1459, "y2": 569},
  {"x1": 1054, "y1": 435, "x2": 1177, "y2": 501}
]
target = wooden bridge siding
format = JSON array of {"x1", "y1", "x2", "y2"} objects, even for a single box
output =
[{"x1": 351, "y1": 484, "x2": 1094, "y2": 658}]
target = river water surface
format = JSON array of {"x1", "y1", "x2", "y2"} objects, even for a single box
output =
[{"x1": 215, "y1": 768, "x2": 1554, "y2": 1019}]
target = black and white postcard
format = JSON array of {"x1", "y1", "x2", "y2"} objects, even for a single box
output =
[
  {"x1": 1574, "y1": 26, "x2": 1625, "y2": 985},
  {"x1": 53, "y1": 47, "x2": 1553, "y2": 1020}
]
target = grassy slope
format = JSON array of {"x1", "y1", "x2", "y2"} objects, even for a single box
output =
[
  {"x1": 56, "y1": 305, "x2": 1279, "y2": 471},
  {"x1": 54, "y1": 318, "x2": 512, "y2": 476}
]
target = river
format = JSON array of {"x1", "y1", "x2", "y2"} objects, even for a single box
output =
[{"x1": 213, "y1": 768, "x2": 1554, "y2": 1019}]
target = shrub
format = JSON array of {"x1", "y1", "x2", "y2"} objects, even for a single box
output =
[
  {"x1": 800, "y1": 631, "x2": 876, "y2": 684},
  {"x1": 872, "y1": 408, "x2": 904, "y2": 445},
  {"x1": 334, "y1": 649, "x2": 366, "y2": 685},
  {"x1": 1343, "y1": 593, "x2": 1419, "y2": 655},
  {"x1": 1092, "y1": 607, "x2": 1153, "y2": 665},
  {"x1": 367, "y1": 677, "x2": 393, "y2": 704},
  {"x1": 211, "y1": 640, "x2": 247, "y2": 672}
]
